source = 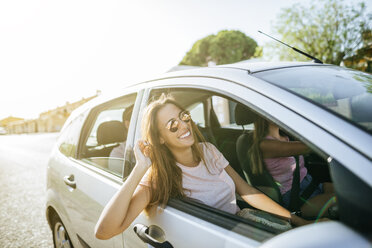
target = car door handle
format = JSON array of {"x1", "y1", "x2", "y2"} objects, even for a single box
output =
[
  {"x1": 63, "y1": 174, "x2": 76, "y2": 189},
  {"x1": 133, "y1": 224, "x2": 173, "y2": 248}
]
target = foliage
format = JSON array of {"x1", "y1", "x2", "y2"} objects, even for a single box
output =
[
  {"x1": 253, "y1": 46, "x2": 263, "y2": 58},
  {"x1": 180, "y1": 30, "x2": 259, "y2": 66},
  {"x1": 268, "y1": 0, "x2": 371, "y2": 65},
  {"x1": 343, "y1": 29, "x2": 372, "y2": 72}
]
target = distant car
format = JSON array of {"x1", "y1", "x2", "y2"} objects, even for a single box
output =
[{"x1": 46, "y1": 61, "x2": 372, "y2": 248}]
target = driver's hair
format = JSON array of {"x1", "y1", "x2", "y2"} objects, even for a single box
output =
[{"x1": 248, "y1": 117, "x2": 269, "y2": 175}]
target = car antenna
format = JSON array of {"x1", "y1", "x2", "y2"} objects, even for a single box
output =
[{"x1": 258, "y1": 30, "x2": 323, "y2": 64}]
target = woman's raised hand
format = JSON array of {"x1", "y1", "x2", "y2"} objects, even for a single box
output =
[{"x1": 134, "y1": 140, "x2": 152, "y2": 170}]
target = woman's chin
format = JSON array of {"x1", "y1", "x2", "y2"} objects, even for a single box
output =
[{"x1": 176, "y1": 136, "x2": 195, "y2": 148}]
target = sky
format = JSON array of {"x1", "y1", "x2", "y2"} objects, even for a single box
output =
[{"x1": 0, "y1": 0, "x2": 370, "y2": 120}]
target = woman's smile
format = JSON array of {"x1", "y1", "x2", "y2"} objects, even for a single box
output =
[{"x1": 179, "y1": 130, "x2": 191, "y2": 139}]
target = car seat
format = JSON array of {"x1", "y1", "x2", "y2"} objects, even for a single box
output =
[{"x1": 95, "y1": 120, "x2": 127, "y2": 157}]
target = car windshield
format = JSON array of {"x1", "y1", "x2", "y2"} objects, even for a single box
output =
[{"x1": 254, "y1": 66, "x2": 372, "y2": 135}]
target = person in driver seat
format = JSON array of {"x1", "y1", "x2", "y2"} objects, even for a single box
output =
[
  {"x1": 249, "y1": 116, "x2": 335, "y2": 218},
  {"x1": 95, "y1": 95, "x2": 316, "y2": 240}
]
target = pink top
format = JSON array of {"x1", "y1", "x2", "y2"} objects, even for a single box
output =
[
  {"x1": 140, "y1": 142, "x2": 239, "y2": 214},
  {"x1": 263, "y1": 136, "x2": 307, "y2": 195}
]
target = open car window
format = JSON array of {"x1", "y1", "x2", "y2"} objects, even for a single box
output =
[
  {"x1": 188, "y1": 101, "x2": 205, "y2": 128},
  {"x1": 212, "y1": 95, "x2": 253, "y2": 130}
]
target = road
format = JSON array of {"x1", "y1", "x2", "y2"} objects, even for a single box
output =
[{"x1": 0, "y1": 133, "x2": 59, "y2": 248}]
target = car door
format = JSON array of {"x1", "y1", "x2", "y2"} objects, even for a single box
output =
[{"x1": 57, "y1": 91, "x2": 141, "y2": 248}]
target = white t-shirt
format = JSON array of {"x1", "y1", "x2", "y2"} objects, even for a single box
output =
[
  {"x1": 108, "y1": 142, "x2": 126, "y2": 174},
  {"x1": 110, "y1": 142, "x2": 126, "y2": 158},
  {"x1": 140, "y1": 142, "x2": 239, "y2": 214}
]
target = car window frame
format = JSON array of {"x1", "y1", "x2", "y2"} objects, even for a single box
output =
[{"x1": 75, "y1": 90, "x2": 140, "y2": 180}]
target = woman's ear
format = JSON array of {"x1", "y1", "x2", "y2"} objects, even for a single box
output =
[{"x1": 159, "y1": 137, "x2": 165, "y2": 144}]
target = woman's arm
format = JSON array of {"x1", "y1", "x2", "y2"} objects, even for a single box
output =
[
  {"x1": 95, "y1": 166, "x2": 150, "y2": 239},
  {"x1": 95, "y1": 140, "x2": 152, "y2": 239},
  {"x1": 260, "y1": 140, "x2": 311, "y2": 158},
  {"x1": 224, "y1": 165, "x2": 309, "y2": 226}
]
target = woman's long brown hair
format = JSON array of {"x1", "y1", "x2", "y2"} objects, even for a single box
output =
[
  {"x1": 141, "y1": 94, "x2": 207, "y2": 214},
  {"x1": 248, "y1": 117, "x2": 269, "y2": 175}
]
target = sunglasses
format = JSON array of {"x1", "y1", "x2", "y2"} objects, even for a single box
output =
[{"x1": 166, "y1": 110, "x2": 191, "y2": 133}]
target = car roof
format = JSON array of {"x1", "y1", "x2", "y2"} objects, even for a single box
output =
[
  {"x1": 138, "y1": 61, "x2": 324, "y2": 84},
  {"x1": 151, "y1": 61, "x2": 329, "y2": 82},
  {"x1": 216, "y1": 61, "x2": 326, "y2": 73}
]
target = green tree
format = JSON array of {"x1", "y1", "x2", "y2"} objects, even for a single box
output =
[
  {"x1": 180, "y1": 30, "x2": 259, "y2": 66},
  {"x1": 343, "y1": 29, "x2": 372, "y2": 72},
  {"x1": 268, "y1": 0, "x2": 371, "y2": 65}
]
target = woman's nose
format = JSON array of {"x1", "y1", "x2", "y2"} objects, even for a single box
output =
[{"x1": 179, "y1": 118, "x2": 189, "y2": 128}]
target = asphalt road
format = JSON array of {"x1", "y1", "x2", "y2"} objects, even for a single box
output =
[{"x1": 0, "y1": 133, "x2": 59, "y2": 248}]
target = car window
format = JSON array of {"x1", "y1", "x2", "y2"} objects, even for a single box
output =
[
  {"x1": 188, "y1": 101, "x2": 205, "y2": 127},
  {"x1": 212, "y1": 95, "x2": 253, "y2": 130},
  {"x1": 254, "y1": 66, "x2": 372, "y2": 135},
  {"x1": 57, "y1": 113, "x2": 86, "y2": 158},
  {"x1": 79, "y1": 93, "x2": 137, "y2": 177}
]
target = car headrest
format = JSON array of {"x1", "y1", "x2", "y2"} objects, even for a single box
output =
[
  {"x1": 97, "y1": 121, "x2": 127, "y2": 145},
  {"x1": 235, "y1": 103, "x2": 259, "y2": 125}
]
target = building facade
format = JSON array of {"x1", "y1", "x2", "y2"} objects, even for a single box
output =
[{"x1": 2, "y1": 92, "x2": 99, "y2": 134}]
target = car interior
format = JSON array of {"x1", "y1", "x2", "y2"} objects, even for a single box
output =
[{"x1": 150, "y1": 88, "x2": 337, "y2": 226}]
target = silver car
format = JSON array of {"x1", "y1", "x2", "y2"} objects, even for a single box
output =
[{"x1": 46, "y1": 62, "x2": 372, "y2": 248}]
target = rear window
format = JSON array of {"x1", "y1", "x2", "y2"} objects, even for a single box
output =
[{"x1": 254, "y1": 66, "x2": 372, "y2": 135}]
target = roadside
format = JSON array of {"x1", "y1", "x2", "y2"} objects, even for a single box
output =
[{"x1": 0, "y1": 133, "x2": 58, "y2": 248}]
